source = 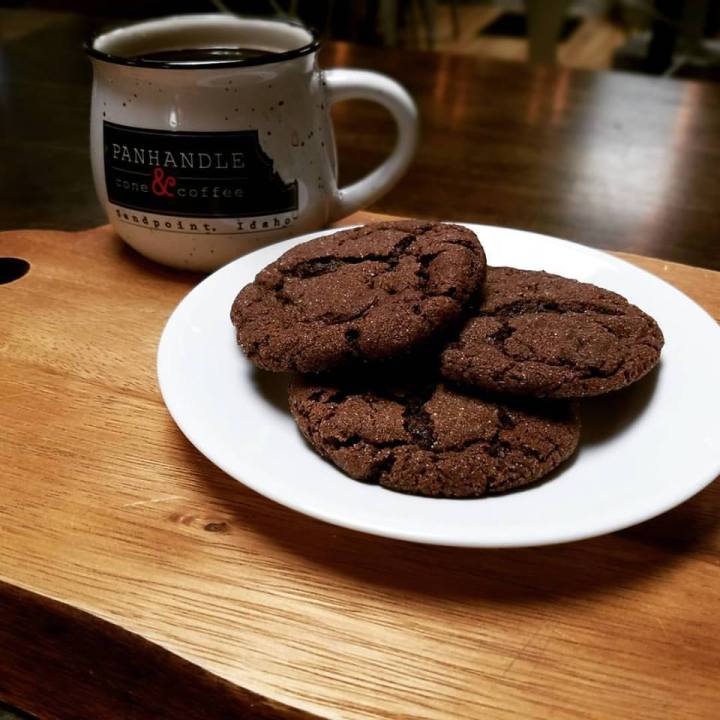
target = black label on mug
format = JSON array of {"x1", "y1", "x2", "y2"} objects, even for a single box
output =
[{"x1": 103, "y1": 121, "x2": 298, "y2": 218}]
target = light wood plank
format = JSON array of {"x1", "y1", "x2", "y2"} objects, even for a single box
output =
[{"x1": 0, "y1": 219, "x2": 718, "y2": 720}]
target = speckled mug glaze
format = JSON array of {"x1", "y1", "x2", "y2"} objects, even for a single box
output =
[{"x1": 88, "y1": 14, "x2": 418, "y2": 271}]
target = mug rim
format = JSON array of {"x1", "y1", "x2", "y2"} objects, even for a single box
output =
[{"x1": 85, "y1": 13, "x2": 320, "y2": 70}]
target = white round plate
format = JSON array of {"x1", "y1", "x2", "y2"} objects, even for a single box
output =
[{"x1": 157, "y1": 224, "x2": 720, "y2": 547}]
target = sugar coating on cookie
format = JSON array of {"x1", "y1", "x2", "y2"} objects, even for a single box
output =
[
  {"x1": 288, "y1": 373, "x2": 580, "y2": 498},
  {"x1": 231, "y1": 221, "x2": 486, "y2": 373},
  {"x1": 441, "y1": 267, "x2": 664, "y2": 398}
]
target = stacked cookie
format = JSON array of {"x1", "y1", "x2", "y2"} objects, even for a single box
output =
[{"x1": 231, "y1": 221, "x2": 663, "y2": 498}]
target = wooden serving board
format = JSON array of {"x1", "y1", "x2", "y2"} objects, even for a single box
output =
[{"x1": 1, "y1": 213, "x2": 719, "y2": 720}]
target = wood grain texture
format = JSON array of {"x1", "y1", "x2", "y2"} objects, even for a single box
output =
[
  {"x1": 1, "y1": 217, "x2": 719, "y2": 720},
  {"x1": 323, "y1": 43, "x2": 720, "y2": 272},
  {"x1": 0, "y1": 580, "x2": 313, "y2": 720}
]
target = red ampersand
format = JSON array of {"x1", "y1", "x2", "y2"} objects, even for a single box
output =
[{"x1": 151, "y1": 166, "x2": 176, "y2": 197}]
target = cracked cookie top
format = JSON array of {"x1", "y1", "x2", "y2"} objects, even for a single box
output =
[
  {"x1": 230, "y1": 221, "x2": 486, "y2": 373},
  {"x1": 288, "y1": 372, "x2": 580, "y2": 497},
  {"x1": 441, "y1": 267, "x2": 664, "y2": 398}
]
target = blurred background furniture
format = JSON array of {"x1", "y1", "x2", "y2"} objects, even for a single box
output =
[
  {"x1": 526, "y1": 0, "x2": 572, "y2": 63},
  {"x1": 4, "y1": 0, "x2": 719, "y2": 76}
]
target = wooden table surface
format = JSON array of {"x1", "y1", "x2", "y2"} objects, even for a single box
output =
[
  {"x1": 1, "y1": 212, "x2": 719, "y2": 720},
  {"x1": 1, "y1": 9, "x2": 720, "y2": 720},
  {"x1": 1, "y1": 11, "x2": 720, "y2": 270}
]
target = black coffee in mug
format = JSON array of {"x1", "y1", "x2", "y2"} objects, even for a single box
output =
[
  {"x1": 87, "y1": 14, "x2": 417, "y2": 270},
  {"x1": 126, "y1": 47, "x2": 277, "y2": 64}
]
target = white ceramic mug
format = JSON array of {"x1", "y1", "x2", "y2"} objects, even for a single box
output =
[{"x1": 87, "y1": 14, "x2": 418, "y2": 271}]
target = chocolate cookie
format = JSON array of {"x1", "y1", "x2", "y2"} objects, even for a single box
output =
[
  {"x1": 441, "y1": 267, "x2": 664, "y2": 398},
  {"x1": 231, "y1": 221, "x2": 486, "y2": 373},
  {"x1": 288, "y1": 373, "x2": 580, "y2": 498}
]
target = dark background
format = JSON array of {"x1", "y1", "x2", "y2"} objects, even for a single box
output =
[{"x1": 2, "y1": 1, "x2": 720, "y2": 270}]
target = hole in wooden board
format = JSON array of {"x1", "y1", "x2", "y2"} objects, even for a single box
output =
[{"x1": 0, "y1": 258, "x2": 30, "y2": 285}]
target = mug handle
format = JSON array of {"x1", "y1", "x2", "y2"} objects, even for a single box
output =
[{"x1": 324, "y1": 68, "x2": 419, "y2": 221}]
